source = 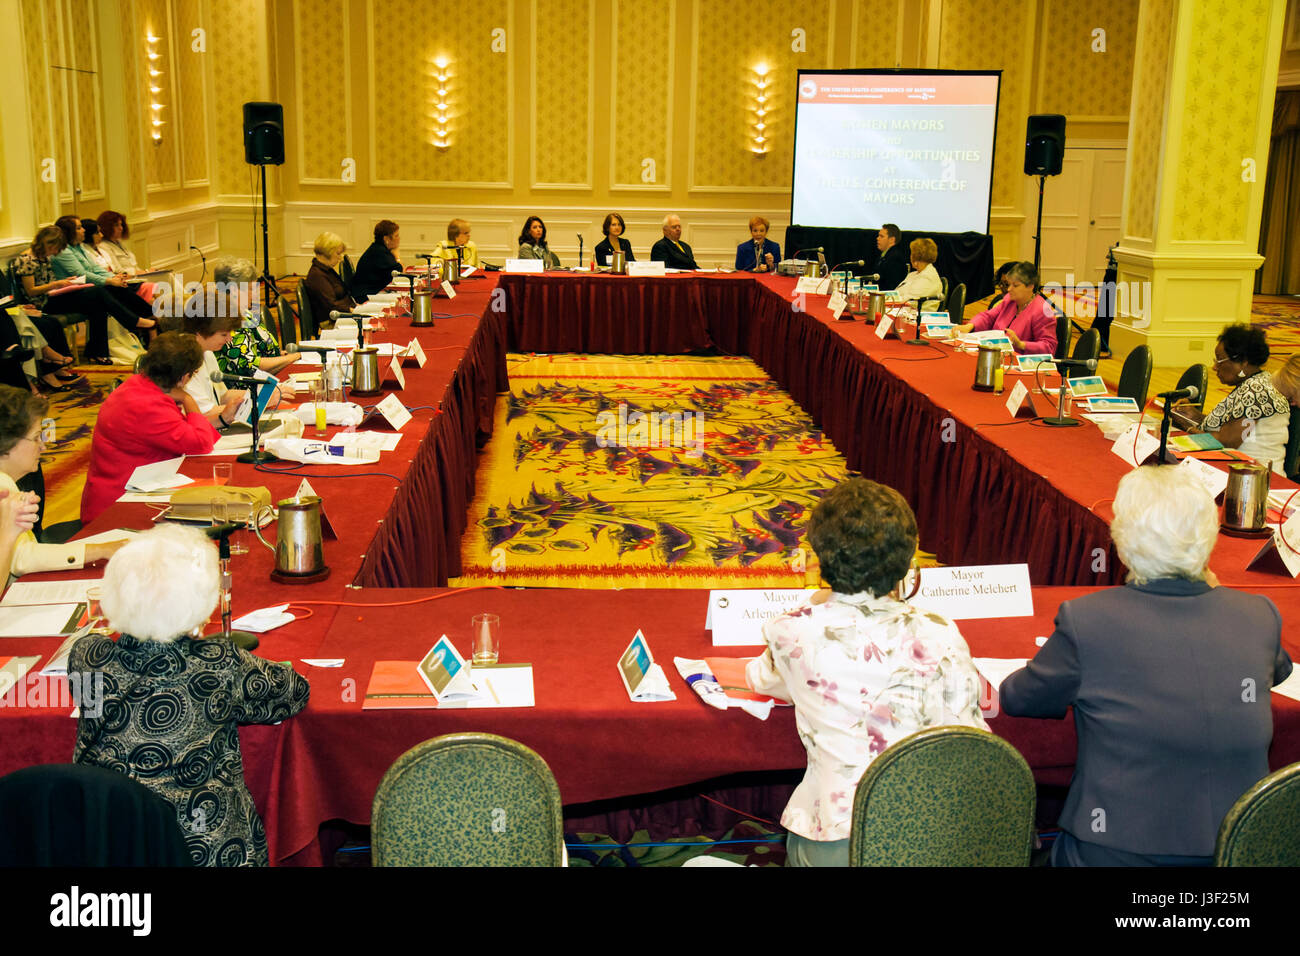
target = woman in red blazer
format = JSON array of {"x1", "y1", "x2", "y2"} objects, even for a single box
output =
[{"x1": 81, "y1": 333, "x2": 219, "y2": 524}]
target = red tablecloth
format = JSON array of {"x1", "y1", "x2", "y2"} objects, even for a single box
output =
[{"x1": 5, "y1": 269, "x2": 1300, "y2": 866}]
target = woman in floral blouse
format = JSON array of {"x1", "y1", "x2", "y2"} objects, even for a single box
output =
[
  {"x1": 747, "y1": 478, "x2": 988, "y2": 866},
  {"x1": 1169, "y1": 323, "x2": 1290, "y2": 474}
]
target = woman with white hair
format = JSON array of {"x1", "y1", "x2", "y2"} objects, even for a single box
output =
[
  {"x1": 302, "y1": 231, "x2": 355, "y2": 329},
  {"x1": 210, "y1": 258, "x2": 300, "y2": 377},
  {"x1": 1001, "y1": 465, "x2": 1292, "y2": 866},
  {"x1": 67, "y1": 524, "x2": 310, "y2": 867}
]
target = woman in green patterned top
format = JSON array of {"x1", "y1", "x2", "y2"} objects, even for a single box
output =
[{"x1": 209, "y1": 259, "x2": 300, "y2": 378}]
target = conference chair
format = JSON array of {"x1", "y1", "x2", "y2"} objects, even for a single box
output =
[
  {"x1": 0, "y1": 764, "x2": 191, "y2": 866},
  {"x1": 848, "y1": 726, "x2": 1035, "y2": 866},
  {"x1": 1214, "y1": 761, "x2": 1300, "y2": 866},
  {"x1": 371, "y1": 732, "x2": 565, "y2": 866},
  {"x1": 1068, "y1": 328, "x2": 1101, "y2": 379},
  {"x1": 294, "y1": 280, "x2": 318, "y2": 340},
  {"x1": 276, "y1": 298, "x2": 299, "y2": 348},
  {"x1": 1115, "y1": 344, "x2": 1153, "y2": 407},
  {"x1": 1285, "y1": 406, "x2": 1300, "y2": 482},
  {"x1": 6, "y1": 258, "x2": 87, "y2": 364},
  {"x1": 1045, "y1": 297, "x2": 1070, "y2": 360},
  {"x1": 946, "y1": 282, "x2": 966, "y2": 322},
  {"x1": 1174, "y1": 363, "x2": 1209, "y2": 415},
  {"x1": 340, "y1": 254, "x2": 355, "y2": 288}
]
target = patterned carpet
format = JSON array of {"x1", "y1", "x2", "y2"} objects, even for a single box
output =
[
  {"x1": 450, "y1": 354, "x2": 850, "y2": 589},
  {"x1": 38, "y1": 365, "x2": 130, "y2": 527}
]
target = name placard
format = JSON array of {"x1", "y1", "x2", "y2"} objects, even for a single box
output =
[
  {"x1": 441, "y1": 280, "x2": 456, "y2": 299},
  {"x1": 910, "y1": 564, "x2": 1033, "y2": 620},
  {"x1": 1178, "y1": 456, "x2": 1229, "y2": 499},
  {"x1": 875, "y1": 315, "x2": 894, "y2": 339},
  {"x1": 706, "y1": 589, "x2": 809, "y2": 646},
  {"x1": 794, "y1": 275, "x2": 832, "y2": 295},
  {"x1": 627, "y1": 261, "x2": 666, "y2": 276},
  {"x1": 1111, "y1": 423, "x2": 1160, "y2": 468},
  {"x1": 405, "y1": 338, "x2": 427, "y2": 368},
  {"x1": 388, "y1": 355, "x2": 406, "y2": 390},
  {"x1": 375, "y1": 394, "x2": 412, "y2": 431},
  {"x1": 829, "y1": 290, "x2": 848, "y2": 319},
  {"x1": 503, "y1": 258, "x2": 544, "y2": 273},
  {"x1": 1006, "y1": 379, "x2": 1031, "y2": 417}
]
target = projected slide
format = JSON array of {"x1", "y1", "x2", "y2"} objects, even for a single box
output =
[{"x1": 791, "y1": 71, "x2": 1001, "y2": 234}]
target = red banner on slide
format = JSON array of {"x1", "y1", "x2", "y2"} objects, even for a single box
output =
[{"x1": 797, "y1": 73, "x2": 998, "y2": 106}]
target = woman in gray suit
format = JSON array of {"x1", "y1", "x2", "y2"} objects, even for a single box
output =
[{"x1": 1001, "y1": 465, "x2": 1292, "y2": 865}]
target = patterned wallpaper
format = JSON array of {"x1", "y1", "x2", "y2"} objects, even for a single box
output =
[
  {"x1": 138, "y1": 0, "x2": 178, "y2": 189},
  {"x1": 851, "y1": 0, "x2": 899, "y2": 67},
  {"x1": 20, "y1": 0, "x2": 57, "y2": 224},
  {"x1": 176, "y1": 0, "x2": 209, "y2": 186},
  {"x1": 209, "y1": 0, "x2": 269, "y2": 196},
  {"x1": 1171, "y1": 0, "x2": 1272, "y2": 242},
  {"x1": 1038, "y1": 0, "x2": 1137, "y2": 116},
  {"x1": 938, "y1": 0, "x2": 1034, "y2": 210},
  {"x1": 118, "y1": 0, "x2": 147, "y2": 211},
  {"x1": 612, "y1": 0, "x2": 672, "y2": 187},
  {"x1": 691, "y1": 0, "x2": 832, "y2": 190},
  {"x1": 294, "y1": 0, "x2": 350, "y2": 182},
  {"x1": 533, "y1": 0, "x2": 590, "y2": 185},
  {"x1": 369, "y1": 0, "x2": 512, "y2": 185},
  {"x1": 67, "y1": 0, "x2": 104, "y2": 200},
  {"x1": 1124, "y1": 0, "x2": 1174, "y2": 241}
]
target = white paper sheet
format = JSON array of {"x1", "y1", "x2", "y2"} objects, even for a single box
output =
[
  {"x1": 1, "y1": 578, "x2": 100, "y2": 608},
  {"x1": 126, "y1": 457, "x2": 191, "y2": 492},
  {"x1": 0, "y1": 603, "x2": 83, "y2": 637},
  {"x1": 973, "y1": 657, "x2": 1029, "y2": 691},
  {"x1": 1271, "y1": 668, "x2": 1300, "y2": 702},
  {"x1": 329, "y1": 431, "x2": 402, "y2": 452},
  {"x1": 439, "y1": 664, "x2": 535, "y2": 708}
]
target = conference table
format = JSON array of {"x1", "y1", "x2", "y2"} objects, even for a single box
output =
[{"x1": 3, "y1": 268, "x2": 1299, "y2": 865}]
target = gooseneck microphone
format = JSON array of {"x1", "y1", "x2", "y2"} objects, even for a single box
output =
[{"x1": 210, "y1": 370, "x2": 263, "y2": 388}]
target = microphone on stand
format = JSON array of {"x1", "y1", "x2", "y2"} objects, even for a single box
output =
[
  {"x1": 283, "y1": 342, "x2": 333, "y2": 358},
  {"x1": 210, "y1": 370, "x2": 263, "y2": 388},
  {"x1": 1156, "y1": 385, "x2": 1202, "y2": 464},
  {"x1": 1158, "y1": 385, "x2": 1200, "y2": 403},
  {"x1": 578, "y1": 234, "x2": 585, "y2": 270},
  {"x1": 828, "y1": 259, "x2": 866, "y2": 298},
  {"x1": 1041, "y1": 358, "x2": 1099, "y2": 428},
  {"x1": 190, "y1": 245, "x2": 207, "y2": 283},
  {"x1": 207, "y1": 374, "x2": 278, "y2": 463}
]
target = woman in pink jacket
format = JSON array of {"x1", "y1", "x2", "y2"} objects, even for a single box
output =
[
  {"x1": 81, "y1": 333, "x2": 218, "y2": 524},
  {"x1": 953, "y1": 261, "x2": 1058, "y2": 355}
]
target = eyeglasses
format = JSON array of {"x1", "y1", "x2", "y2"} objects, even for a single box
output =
[
  {"x1": 19, "y1": 434, "x2": 47, "y2": 448},
  {"x1": 1213, "y1": 355, "x2": 1233, "y2": 367}
]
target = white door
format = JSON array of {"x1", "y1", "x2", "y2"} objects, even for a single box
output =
[{"x1": 1029, "y1": 146, "x2": 1126, "y2": 288}]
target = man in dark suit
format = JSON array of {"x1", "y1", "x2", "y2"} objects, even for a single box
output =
[
  {"x1": 871, "y1": 223, "x2": 908, "y2": 291},
  {"x1": 650, "y1": 214, "x2": 698, "y2": 270}
]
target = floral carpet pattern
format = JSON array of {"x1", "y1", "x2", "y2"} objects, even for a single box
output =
[{"x1": 451, "y1": 354, "x2": 849, "y2": 588}]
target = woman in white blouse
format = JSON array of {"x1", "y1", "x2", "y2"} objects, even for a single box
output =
[
  {"x1": 1169, "y1": 324, "x2": 1290, "y2": 475},
  {"x1": 95, "y1": 210, "x2": 140, "y2": 275},
  {"x1": 747, "y1": 477, "x2": 988, "y2": 867},
  {"x1": 891, "y1": 237, "x2": 944, "y2": 308}
]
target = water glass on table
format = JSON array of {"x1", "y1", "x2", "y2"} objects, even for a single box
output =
[
  {"x1": 84, "y1": 586, "x2": 112, "y2": 636},
  {"x1": 471, "y1": 613, "x2": 500, "y2": 665},
  {"x1": 213, "y1": 462, "x2": 232, "y2": 486},
  {"x1": 211, "y1": 499, "x2": 248, "y2": 555},
  {"x1": 312, "y1": 383, "x2": 327, "y2": 436}
]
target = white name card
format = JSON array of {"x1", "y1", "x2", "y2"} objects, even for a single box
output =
[
  {"x1": 794, "y1": 276, "x2": 832, "y2": 295},
  {"x1": 1006, "y1": 379, "x2": 1030, "y2": 417},
  {"x1": 627, "y1": 261, "x2": 666, "y2": 276},
  {"x1": 706, "y1": 589, "x2": 809, "y2": 646},
  {"x1": 1178, "y1": 456, "x2": 1229, "y2": 500},
  {"x1": 829, "y1": 290, "x2": 848, "y2": 319},
  {"x1": 504, "y1": 258, "x2": 544, "y2": 273},
  {"x1": 1111, "y1": 423, "x2": 1161, "y2": 468},
  {"x1": 874, "y1": 315, "x2": 894, "y2": 339},
  {"x1": 441, "y1": 280, "x2": 456, "y2": 298},
  {"x1": 920, "y1": 312, "x2": 950, "y2": 325},
  {"x1": 910, "y1": 564, "x2": 1033, "y2": 620},
  {"x1": 388, "y1": 355, "x2": 406, "y2": 390},
  {"x1": 405, "y1": 338, "x2": 427, "y2": 368},
  {"x1": 375, "y1": 393, "x2": 412, "y2": 430},
  {"x1": 294, "y1": 478, "x2": 337, "y2": 538}
]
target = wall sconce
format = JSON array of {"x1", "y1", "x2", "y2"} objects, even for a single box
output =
[
  {"x1": 146, "y1": 32, "x2": 164, "y2": 145},
  {"x1": 431, "y1": 55, "x2": 452, "y2": 149},
  {"x1": 750, "y1": 63, "x2": 770, "y2": 155}
]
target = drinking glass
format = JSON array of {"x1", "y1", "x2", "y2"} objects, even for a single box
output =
[
  {"x1": 213, "y1": 462, "x2": 232, "y2": 486},
  {"x1": 85, "y1": 586, "x2": 112, "y2": 636},
  {"x1": 212, "y1": 499, "x2": 248, "y2": 555},
  {"x1": 471, "y1": 614, "x2": 500, "y2": 665}
]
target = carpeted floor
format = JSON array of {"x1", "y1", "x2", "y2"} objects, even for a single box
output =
[{"x1": 450, "y1": 354, "x2": 849, "y2": 589}]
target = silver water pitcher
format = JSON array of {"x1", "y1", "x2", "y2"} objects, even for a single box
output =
[
  {"x1": 411, "y1": 288, "x2": 433, "y2": 326},
  {"x1": 274, "y1": 496, "x2": 328, "y2": 579},
  {"x1": 350, "y1": 346, "x2": 381, "y2": 395},
  {"x1": 973, "y1": 344, "x2": 1001, "y2": 391},
  {"x1": 1223, "y1": 461, "x2": 1272, "y2": 532},
  {"x1": 611, "y1": 249, "x2": 627, "y2": 274}
]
